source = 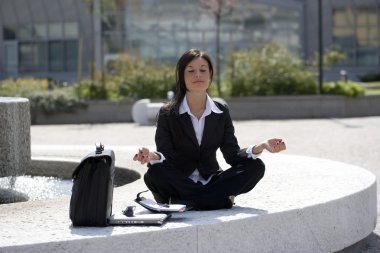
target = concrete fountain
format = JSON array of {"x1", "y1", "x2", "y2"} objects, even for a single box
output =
[
  {"x1": 0, "y1": 96, "x2": 377, "y2": 253},
  {"x1": 0, "y1": 97, "x2": 31, "y2": 203}
]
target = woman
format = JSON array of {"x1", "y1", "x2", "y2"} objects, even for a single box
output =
[{"x1": 133, "y1": 48, "x2": 286, "y2": 210}]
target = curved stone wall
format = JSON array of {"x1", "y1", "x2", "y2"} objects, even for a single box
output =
[{"x1": 0, "y1": 97, "x2": 30, "y2": 177}]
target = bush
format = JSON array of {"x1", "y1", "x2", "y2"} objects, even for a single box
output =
[
  {"x1": 29, "y1": 89, "x2": 87, "y2": 115},
  {"x1": 0, "y1": 78, "x2": 87, "y2": 117},
  {"x1": 322, "y1": 81, "x2": 365, "y2": 97},
  {"x1": 73, "y1": 56, "x2": 175, "y2": 100},
  {"x1": 74, "y1": 76, "x2": 119, "y2": 101},
  {"x1": 0, "y1": 78, "x2": 48, "y2": 97},
  {"x1": 358, "y1": 72, "x2": 380, "y2": 82},
  {"x1": 106, "y1": 55, "x2": 175, "y2": 99},
  {"x1": 224, "y1": 44, "x2": 318, "y2": 96}
]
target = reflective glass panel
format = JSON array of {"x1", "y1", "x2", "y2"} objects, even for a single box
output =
[
  {"x1": 49, "y1": 41, "x2": 64, "y2": 71},
  {"x1": 65, "y1": 40, "x2": 78, "y2": 71},
  {"x1": 49, "y1": 23, "x2": 63, "y2": 39},
  {"x1": 105, "y1": 0, "x2": 302, "y2": 64},
  {"x1": 64, "y1": 22, "x2": 78, "y2": 39}
]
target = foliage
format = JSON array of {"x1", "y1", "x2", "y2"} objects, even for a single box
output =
[
  {"x1": 224, "y1": 43, "x2": 318, "y2": 96},
  {"x1": 322, "y1": 81, "x2": 365, "y2": 97},
  {"x1": 363, "y1": 81, "x2": 380, "y2": 95},
  {"x1": 0, "y1": 78, "x2": 49, "y2": 97},
  {"x1": 358, "y1": 72, "x2": 380, "y2": 82},
  {"x1": 81, "y1": 0, "x2": 116, "y2": 22},
  {"x1": 106, "y1": 55, "x2": 176, "y2": 99},
  {"x1": 73, "y1": 72, "x2": 118, "y2": 100},
  {"x1": 29, "y1": 89, "x2": 87, "y2": 115},
  {"x1": 74, "y1": 55, "x2": 175, "y2": 100},
  {"x1": 0, "y1": 78, "x2": 87, "y2": 116},
  {"x1": 309, "y1": 47, "x2": 346, "y2": 70}
]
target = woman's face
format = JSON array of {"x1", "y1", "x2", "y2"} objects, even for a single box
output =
[{"x1": 184, "y1": 57, "x2": 212, "y2": 93}]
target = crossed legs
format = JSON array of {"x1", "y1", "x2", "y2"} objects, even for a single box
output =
[{"x1": 144, "y1": 158, "x2": 265, "y2": 210}]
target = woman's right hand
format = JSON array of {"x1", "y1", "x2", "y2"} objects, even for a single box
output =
[
  {"x1": 263, "y1": 138, "x2": 286, "y2": 153},
  {"x1": 133, "y1": 147, "x2": 160, "y2": 164}
]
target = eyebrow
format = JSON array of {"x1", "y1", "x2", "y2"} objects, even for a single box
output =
[{"x1": 186, "y1": 64, "x2": 208, "y2": 68}]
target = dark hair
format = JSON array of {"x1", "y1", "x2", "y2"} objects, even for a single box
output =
[{"x1": 166, "y1": 48, "x2": 214, "y2": 113}]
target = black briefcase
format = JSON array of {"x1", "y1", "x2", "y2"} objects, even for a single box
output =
[{"x1": 69, "y1": 143, "x2": 115, "y2": 227}]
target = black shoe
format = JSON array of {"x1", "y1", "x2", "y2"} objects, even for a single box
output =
[{"x1": 225, "y1": 195, "x2": 235, "y2": 209}]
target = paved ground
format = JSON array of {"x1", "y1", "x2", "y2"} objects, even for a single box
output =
[{"x1": 31, "y1": 116, "x2": 380, "y2": 252}]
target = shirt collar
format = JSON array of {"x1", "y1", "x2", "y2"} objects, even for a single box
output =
[{"x1": 179, "y1": 94, "x2": 223, "y2": 116}]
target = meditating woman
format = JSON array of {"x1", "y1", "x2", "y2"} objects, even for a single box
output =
[{"x1": 133, "y1": 48, "x2": 286, "y2": 210}]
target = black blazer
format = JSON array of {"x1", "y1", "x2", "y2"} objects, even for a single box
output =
[{"x1": 152, "y1": 101, "x2": 251, "y2": 178}]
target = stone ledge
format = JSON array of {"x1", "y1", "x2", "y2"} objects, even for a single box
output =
[
  {"x1": 31, "y1": 95, "x2": 380, "y2": 125},
  {"x1": 0, "y1": 152, "x2": 376, "y2": 253}
]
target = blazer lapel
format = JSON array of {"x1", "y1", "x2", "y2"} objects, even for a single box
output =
[
  {"x1": 179, "y1": 113, "x2": 199, "y2": 147},
  {"x1": 202, "y1": 112, "x2": 220, "y2": 146}
]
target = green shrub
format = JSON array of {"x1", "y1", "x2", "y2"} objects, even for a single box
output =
[
  {"x1": 0, "y1": 78, "x2": 87, "y2": 117},
  {"x1": 29, "y1": 89, "x2": 87, "y2": 115},
  {"x1": 0, "y1": 78, "x2": 48, "y2": 97},
  {"x1": 106, "y1": 55, "x2": 175, "y2": 99},
  {"x1": 74, "y1": 77, "x2": 114, "y2": 100},
  {"x1": 358, "y1": 72, "x2": 380, "y2": 82},
  {"x1": 224, "y1": 43, "x2": 318, "y2": 96},
  {"x1": 322, "y1": 81, "x2": 365, "y2": 97},
  {"x1": 73, "y1": 55, "x2": 175, "y2": 100}
]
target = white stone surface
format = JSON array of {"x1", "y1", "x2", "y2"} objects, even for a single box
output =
[
  {"x1": 131, "y1": 99, "x2": 163, "y2": 125},
  {"x1": 0, "y1": 153, "x2": 376, "y2": 253}
]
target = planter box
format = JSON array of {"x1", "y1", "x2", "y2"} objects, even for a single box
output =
[
  {"x1": 31, "y1": 95, "x2": 380, "y2": 125},
  {"x1": 32, "y1": 99, "x2": 134, "y2": 125},
  {"x1": 225, "y1": 95, "x2": 380, "y2": 119}
]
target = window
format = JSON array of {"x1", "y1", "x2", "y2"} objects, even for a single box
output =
[
  {"x1": 49, "y1": 23, "x2": 63, "y2": 39},
  {"x1": 48, "y1": 40, "x2": 78, "y2": 71},
  {"x1": 112, "y1": 0, "x2": 302, "y2": 64},
  {"x1": 4, "y1": 42, "x2": 18, "y2": 74},
  {"x1": 34, "y1": 24, "x2": 48, "y2": 39},
  {"x1": 49, "y1": 41, "x2": 64, "y2": 71},
  {"x1": 65, "y1": 40, "x2": 78, "y2": 71},
  {"x1": 3, "y1": 27, "x2": 17, "y2": 40},
  {"x1": 333, "y1": 7, "x2": 379, "y2": 66},
  {"x1": 2, "y1": 20, "x2": 79, "y2": 74},
  {"x1": 19, "y1": 42, "x2": 47, "y2": 72},
  {"x1": 64, "y1": 22, "x2": 78, "y2": 39}
]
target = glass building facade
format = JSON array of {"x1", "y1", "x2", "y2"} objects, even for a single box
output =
[
  {"x1": 0, "y1": 0, "x2": 92, "y2": 82},
  {"x1": 0, "y1": 0, "x2": 379, "y2": 82},
  {"x1": 103, "y1": 0, "x2": 302, "y2": 65},
  {"x1": 332, "y1": 5, "x2": 379, "y2": 66}
]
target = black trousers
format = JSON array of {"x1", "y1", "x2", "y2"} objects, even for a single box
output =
[{"x1": 144, "y1": 158, "x2": 265, "y2": 210}]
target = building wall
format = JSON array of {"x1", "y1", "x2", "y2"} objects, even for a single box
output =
[
  {"x1": 0, "y1": 0, "x2": 97, "y2": 82},
  {"x1": 302, "y1": 0, "x2": 380, "y2": 81},
  {"x1": 0, "y1": 0, "x2": 379, "y2": 83}
]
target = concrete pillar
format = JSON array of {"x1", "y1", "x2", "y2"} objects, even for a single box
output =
[{"x1": 0, "y1": 97, "x2": 30, "y2": 177}]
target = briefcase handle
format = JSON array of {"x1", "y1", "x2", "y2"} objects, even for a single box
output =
[{"x1": 95, "y1": 142, "x2": 104, "y2": 154}]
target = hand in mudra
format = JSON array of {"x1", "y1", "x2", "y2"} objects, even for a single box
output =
[
  {"x1": 133, "y1": 147, "x2": 154, "y2": 164},
  {"x1": 263, "y1": 138, "x2": 286, "y2": 153}
]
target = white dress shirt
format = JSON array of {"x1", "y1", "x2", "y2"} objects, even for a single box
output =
[{"x1": 151, "y1": 94, "x2": 261, "y2": 185}]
